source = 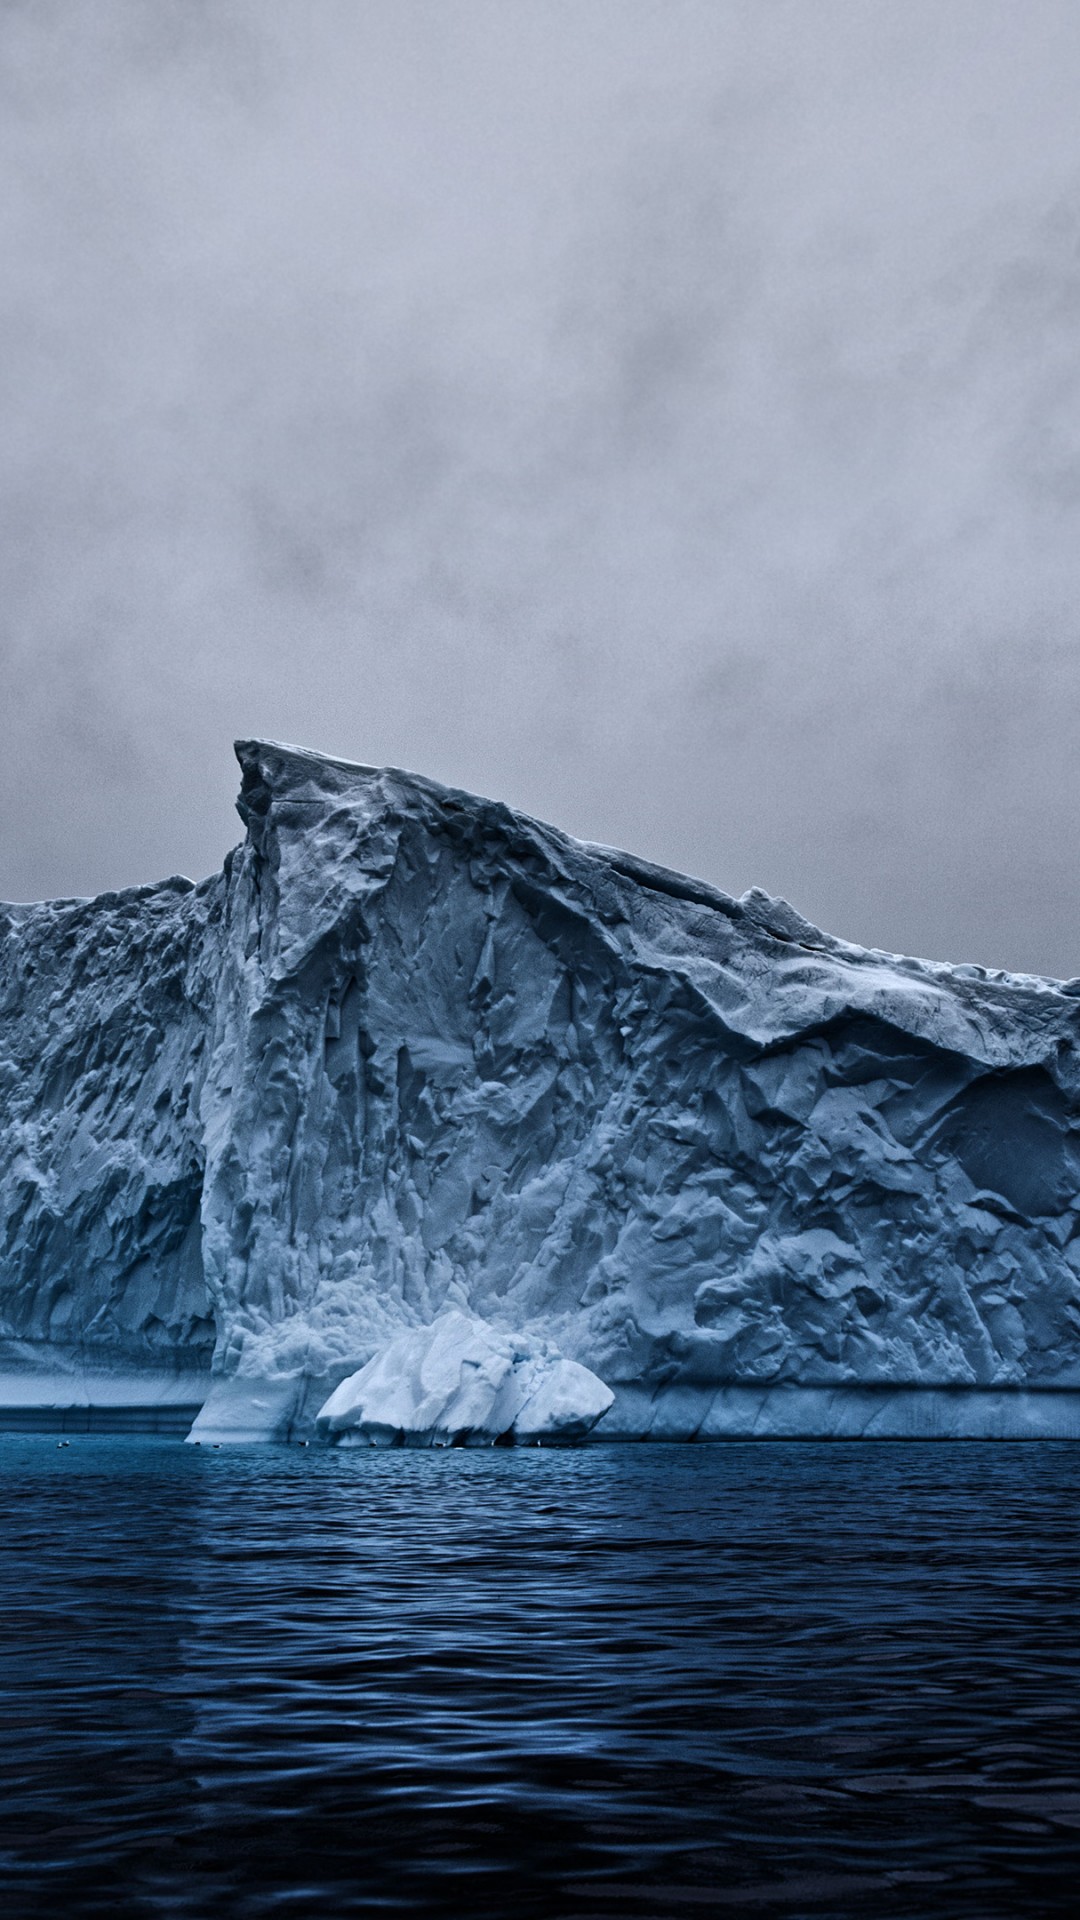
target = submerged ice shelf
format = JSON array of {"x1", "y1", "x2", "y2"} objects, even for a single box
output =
[{"x1": 2, "y1": 739, "x2": 1080, "y2": 1441}]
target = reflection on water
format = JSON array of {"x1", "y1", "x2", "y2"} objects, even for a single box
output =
[{"x1": 0, "y1": 1437, "x2": 1077, "y2": 1916}]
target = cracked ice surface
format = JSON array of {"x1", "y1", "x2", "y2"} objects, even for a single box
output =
[{"x1": 3, "y1": 737, "x2": 1080, "y2": 1439}]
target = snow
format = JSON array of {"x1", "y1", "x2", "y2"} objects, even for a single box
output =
[
  {"x1": 315, "y1": 1311, "x2": 614, "y2": 1446},
  {"x1": 3, "y1": 737, "x2": 1080, "y2": 1440}
]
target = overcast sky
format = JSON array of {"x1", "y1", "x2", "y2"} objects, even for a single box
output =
[{"x1": 2, "y1": 1, "x2": 1079, "y2": 974}]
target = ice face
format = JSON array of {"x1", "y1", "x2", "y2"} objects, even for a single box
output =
[
  {"x1": 0, "y1": 875, "x2": 219, "y2": 1373},
  {"x1": 3, "y1": 737, "x2": 1080, "y2": 1440}
]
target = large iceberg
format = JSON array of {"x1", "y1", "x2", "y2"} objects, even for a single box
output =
[{"x1": 2, "y1": 738, "x2": 1080, "y2": 1440}]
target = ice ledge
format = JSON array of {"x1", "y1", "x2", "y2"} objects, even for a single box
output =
[
  {"x1": 605, "y1": 1384, "x2": 1080, "y2": 1440},
  {"x1": 4, "y1": 1374, "x2": 1076, "y2": 1442},
  {"x1": 0, "y1": 1366, "x2": 210, "y2": 1435}
]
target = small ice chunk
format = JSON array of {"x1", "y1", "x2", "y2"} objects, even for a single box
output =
[{"x1": 315, "y1": 1311, "x2": 614, "y2": 1447}]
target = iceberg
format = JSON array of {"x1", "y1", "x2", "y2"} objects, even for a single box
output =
[{"x1": 2, "y1": 737, "x2": 1080, "y2": 1441}]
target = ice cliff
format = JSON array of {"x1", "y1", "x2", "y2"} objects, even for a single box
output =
[{"x1": 3, "y1": 738, "x2": 1080, "y2": 1440}]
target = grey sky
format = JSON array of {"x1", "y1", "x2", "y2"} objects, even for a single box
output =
[{"x1": 2, "y1": 1, "x2": 1079, "y2": 975}]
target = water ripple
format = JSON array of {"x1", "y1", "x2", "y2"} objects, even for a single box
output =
[{"x1": 0, "y1": 1439, "x2": 1077, "y2": 1915}]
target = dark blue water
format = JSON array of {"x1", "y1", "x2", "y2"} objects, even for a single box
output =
[{"x1": 0, "y1": 1439, "x2": 1077, "y2": 1918}]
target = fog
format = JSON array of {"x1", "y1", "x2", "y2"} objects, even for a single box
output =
[{"x1": 2, "y1": 1, "x2": 1079, "y2": 974}]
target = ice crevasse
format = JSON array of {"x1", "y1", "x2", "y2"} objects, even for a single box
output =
[{"x1": 2, "y1": 738, "x2": 1080, "y2": 1442}]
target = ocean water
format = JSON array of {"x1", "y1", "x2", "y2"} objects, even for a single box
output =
[{"x1": 0, "y1": 1438, "x2": 1077, "y2": 1918}]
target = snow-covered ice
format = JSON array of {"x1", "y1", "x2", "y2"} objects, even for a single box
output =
[
  {"x1": 315, "y1": 1311, "x2": 614, "y2": 1446},
  {"x1": 3, "y1": 737, "x2": 1080, "y2": 1440}
]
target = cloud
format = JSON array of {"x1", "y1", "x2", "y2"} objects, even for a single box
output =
[{"x1": 1, "y1": 0, "x2": 1079, "y2": 973}]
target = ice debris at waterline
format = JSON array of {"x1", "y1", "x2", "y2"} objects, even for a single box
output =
[
  {"x1": 2, "y1": 737, "x2": 1080, "y2": 1443},
  {"x1": 316, "y1": 1312, "x2": 615, "y2": 1447}
]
